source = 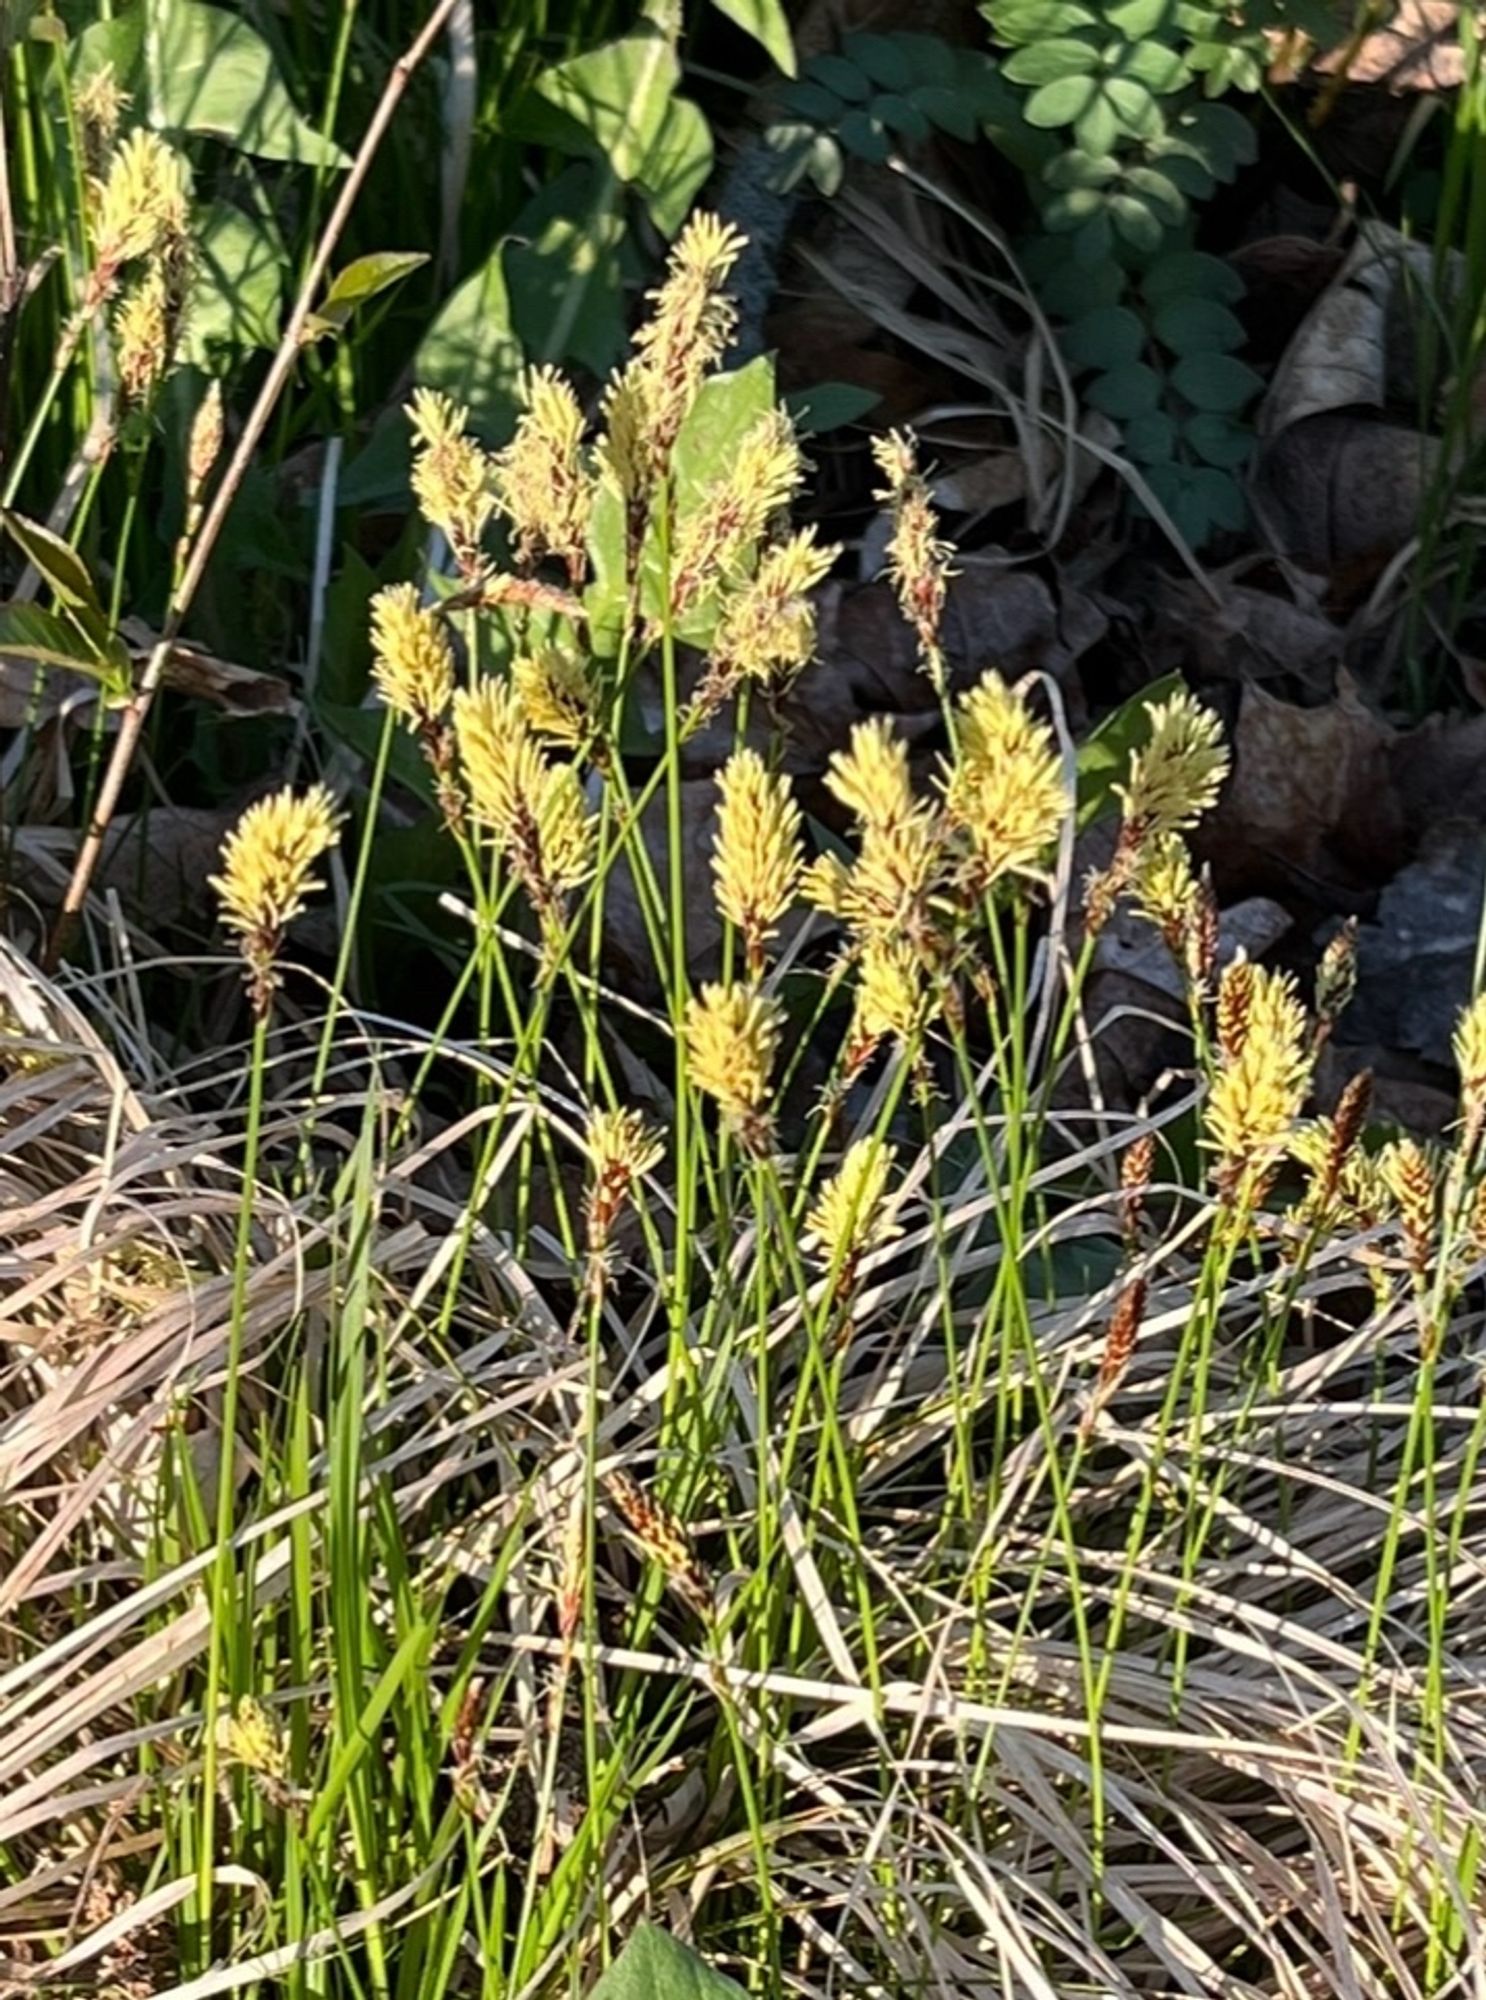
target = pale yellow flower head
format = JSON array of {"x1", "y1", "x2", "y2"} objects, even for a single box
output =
[
  {"x1": 712, "y1": 749, "x2": 803, "y2": 975},
  {"x1": 871, "y1": 427, "x2": 954, "y2": 679},
  {"x1": 113, "y1": 262, "x2": 171, "y2": 404},
  {"x1": 90, "y1": 128, "x2": 191, "y2": 280},
  {"x1": 1454, "y1": 991, "x2": 1486, "y2": 1134},
  {"x1": 852, "y1": 935, "x2": 929, "y2": 1044},
  {"x1": 941, "y1": 671, "x2": 1067, "y2": 885},
  {"x1": 805, "y1": 1138, "x2": 901, "y2": 1271},
  {"x1": 1117, "y1": 690, "x2": 1229, "y2": 839},
  {"x1": 672, "y1": 409, "x2": 804, "y2": 612},
  {"x1": 370, "y1": 583, "x2": 454, "y2": 731},
  {"x1": 1205, "y1": 965, "x2": 1312, "y2": 1193},
  {"x1": 586, "y1": 1105, "x2": 665, "y2": 1184},
  {"x1": 708, "y1": 528, "x2": 837, "y2": 690},
  {"x1": 825, "y1": 719, "x2": 915, "y2": 833},
  {"x1": 187, "y1": 380, "x2": 224, "y2": 494},
  {"x1": 452, "y1": 678, "x2": 539, "y2": 839},
  {"x1": 407, "y1": 388, "x2": 494, "y2": 571},
  {"x1": 512, "y1": 645, "x2": 599, "y2": 750},
  {"x1": 492, "y1": 365, "x2": 593, "y2": 578},
  {"x1": 211, "y1": 784, "x2": 341, "y2": 1013},
  {"x1": 75, "y1": 62, "x2": 129, "y2": 172},
  {"x1": 685, "y1": 981, "x2": 782, "y2": 1145}
]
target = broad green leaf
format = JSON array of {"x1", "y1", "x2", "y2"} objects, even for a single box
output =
[
  {"x1": 1061, "y1": 305, "x2": 1146, "y2": 370},
  {"x1": 784, "y1": 381, "x2": 881, "y2": 432},
  {"x1": 523, "y1": 23, "x2": 683, "y2": 186},
  {"x1": 0, "y1": 510, "x2": 102, "y2": 612},
  {"x1": 504, "y1": 167, "x2": 629, "y2": 377},
  {"x1": 309, "y1": 252, "x2": 427, "y2": 339},
  {"x1": 845, "y1": 30, "x2": 960, "y2": 88},
  {"x1": 1189, "y1": 464, "x2": 1247, "y2": 532},
  {"x1": 670, "y1": 357, "x2": 778, "y2": 515},
  {"x1": 0, "y1": 602, "x2": 129, "y2": 690},
  {"x1": 1147, "y1": 148, "x2": 1215, "y2": 198},
  {"x1": 711, "y1": 0, "x2": 795, "y2": 73},
  {"x1": 583, "y1": 480, "x2": 629, "y2": 662},
  {"x1": 1004, "y1": 37, "x2": 1100, "y2": 85},
  {"x1": 1039, "y1": 256, "x2": 1126, "y2": 315},
  {"x1": 635, "y1": 95, "x2": 714, "y2": 233},
  {"x1": 1074, "y1": 212, "x2": 1114, "y2": 265},
  {"x1": 589, "y1": 1925, "x2": 749, "y2": 2000},
  {"x1": 1177, "y1": 99, "x2": 1259, "y2": 169},
  {"x1": 1184, "y1": 411, "x2": 1253, "y2": 468},
  {"x1": 1142, "y1": 248, "x2": 1243, "y2": 303},
  {"x1": 909, "y1": 83, "x2": 978, "y2": 141},
  {"x1": 1042, "y1": 185, "x2": 1106, "y2": 230},
  {"x1": 320, "y1": 699, "x2": 435, "y2": 804},
  {"x1": 1123, "y1": 165, "x2": 1187, "y2": 223},
  {"x1": 414, "y1": 248, "x2": 523, "y2": 439},
  {"x1": 185, "y1": 200, "x2": 286, "y2": 361},
  {"x1": 1152, "y1": 296, "x2": 1245, "y2": 356},
  {"x1": 150, "y1": 0, "x2": 347, "y2": 165},
  {"x1": 1086, "y1": 360, "x2": 1162, "y2": 417},
  {"x1": 1101, "y1": 76, "x2": 1161, "y2": 137},
  {"x1": 1074, "y1": 93, "x2": 1121, "y2": 156},
  {"x1": 808, "y1": 132, "x2": 846, "y2": 194},
  {"x1": 1024, "y1": 74, "x2": 1098, "y2": 128},
  {"x1": 1171, "y1": 351, "x2": 1263, "y2": 412}
]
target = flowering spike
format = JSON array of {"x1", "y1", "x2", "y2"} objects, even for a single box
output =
[
  {"x1": 712, "y1": 750, "x2": 804, "y2": 977},
  {"x1": 211, "y1": 785, "x2": 342, "y2": 1016}
]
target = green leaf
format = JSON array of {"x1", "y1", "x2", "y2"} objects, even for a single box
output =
[
  {"x1": 1004, "y1": 38, "x2": 1100, "y2": 84},
  {"x1": 1101, "y1": 76, "x2": 1160, "y2": 136},
  {"x1": 1124, "y1": 409, "x2": 1177, "y2": 462},
  {"x1": 183, "y1": 199, "x2": 285, "y2": 362},
  {"x1": 1142, "y1": 248, "x2": 1243, "y2": 303},
  {"x1": 1152, "y1": 295, "x2": 1245, "y2": 356},
  {"x1": 845, "y1": 31, "x2": 957, "y2": 89},
  {"x1": 908, "y1": 83, "x2": 979, "y2": 140},
  {"x1": 1190, "y1": 464, "x2": 1247, "y2": 532},
  {"x1": 670, "y1": 358, "x2": 778, "y2": 521},
  {"x1": 522, "y1": 23, "x2": 686, "y2": 187},
  {"x1": 309, "y1": 251, "x2": 427, "y2": 340},
  {"x1": 987, "y1": 0, "x2": 1099, "y2": 40},
  {"x1": 838, "y1": 107, "x2": 890, "y2": 158},
  {"x1": 808, "y1": 132, "x2": 846, "y2": 194},
  {"x1": 320, "y1": 699, "x2": 436, "y2": 805},
  {"x1": 1169, "y1": 99, "x2": 1258, "y2": 172},
  {"x1": 1146, "y1": 147, "x2": 1215, "y2": 198},
  {"x1": 589, "y1": 1925, "x2": 749, "y2": 2000},
  {"x1": 1024, "y1": 74, "x2": 1099, "y2": 127},
  {"x1": 806, "y1": 53, "x2": 870, "y2": 99},
  {"x1": 414, "y1": 247, "x2": 523, "y2": 440},
  {"x1": 774, "y1": 78, "x2": 843, "y2": 122},
  {"x1": 1189, "y1": 41, "x2": 1264, "y2": 93},
  {"x1": 1086, "y1": 361, "x2": 1162, "y2": 417},
  {"x1": 1172, "y1": 351, "x2": 1263, "y2": 412},
  {"x1": 1074, "y1": 93, "x2": 1121, "y2": 155},
  {"x1": 504, "y1": 169, "x2": 630, "y2": 377},
  {"x1": 784, "y1": 381, "x2": 881, "y2": 432},
  {"x1": 0, "y1": 601, "x2": 129, "y2": 690},
  {"x1": 0, "y1": 510, "x2": 103, "y2": 612},
  {"x1": 1117, "y1": 41, "x2": 1190, "y2": 91},
  {"x1": 1108, "y1": 191, "x2": 1167, "y2": 253},
  {"x1": 1061, "y1": 305, "x2": 1146, "y2": 369},
  {"x1": 1074, "y1": 211, "x2": 1114, "y2": 265},
  {"x1": 873, "y1": 91, "x2": 931, "y2": 141},
  {"x1": 635, "y1": 94, "x2": 714, "y2": 233},
  {"x1": 1106, "y1": 0, "x2": 1178, "y2": 35},
  {"x1": 1122, "y1": 165, "x2": 1187, "y2": 223},
  {"x1": 149, "y1": 0, "x2": 347, "y2": 165},
  {"x1": 1041, "y1": 148, "x2": 1120, "y2": 190},
  {"x1": 1042, "y1": 185, "x2": 1106, "y2": 230},
  {"x1": 1077, "y1": 672, "x2": 1182, "y2": 828},
  {"x1": 1039, "y1": 256, "x2": 1126, "y2": 315},
  {"x1": 711, "y1": 0, "x2": 795, "y2": 74},
  {"x1": 1184, "y1": 411, "x2": 1253, "y2": 468},
  {"x1": 583, "y1": 480, "x2": 629, "y2": 661}
]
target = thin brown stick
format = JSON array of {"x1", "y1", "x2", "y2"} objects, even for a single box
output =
[{"x1": 46, "y1": 0, "x2": 461, "y2": 968}]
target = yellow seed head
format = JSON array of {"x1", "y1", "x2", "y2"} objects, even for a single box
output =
[
  {"x1": 452, "y1": 679, "x2": 538, "y2": 838},
  {"x1": 90, "y1": 129, "x2": 191, "y2": 282},
  {"x1": 685, "y1": 981, "x2": 782, "y2": 1140},
  {"x1": 1454, "y1": 991, "x2": 1486, "y2": 1135},
  {"x1": 941, "y1": 671, "x2": 1067, "y2": 886},
  {"x1": 1314, "y1": 918, "x2": 1359, "y2": 1036},
  {"x1": 871, "y1": 428, "x2": 954, "y2": 677},
  {"x1": 511, "y1": 645, "x2": 599, "y2": 749},
  {"x1": 805, "y1": 1138, "x2": 901, "y2": 1270},
  {"x1": 211, "y1": 784, "x2": 341, "y2": 1012},
  {"x1": 706, "y1": 528, "x2": 837, "y2": 693},
  {"x1": 826, "y1": 718, "x2": 915, "y2": 832},
  {"x1": 671, "y1": 409, "x2": 804, "y2": 612},
  {"x1": 529, "y1": 761, "x2": 596, "y2": 896},
  {"x1": 1116, "y1": 690, "x2": 1228, "y2": 842},
  {"x1": 219, "y1": 1696, "x2": 288, "y2": 1781},
  {"x1": 586, "y1": 1106, "x2": 665, "y2": 1185},
  {"x1": 75, "y1": 63, "x2": 129, "y2": 174},
  {"x1": 1204, "y1": 965, "x2": 1312, "y2": 1189},
  {"x1": 188, "y1": 380, "x2": 224, "y2": 493},
  {"x1": 407, "y1": 388, "x2": 494, "y2": 570},
  {"x1": 853, "y1": 935, "x2": 929, "y2": 1044},
  {"x1": 1380, "y1": 1137, "x2": 1437, "y2": 1273},
  {"x1": 712, "y1": 749, "x2": 803, "y2": 973},
  {"x1": 633, "y1": 213, "x2": 745, "y2": 439},
  {"x1": 832, "y1": 813, "x2": 946, "y2": 938},
  {"x1": 113, "y1": 262, "x2": 171, "y2": 404},
  {"x1": 595, "y1": 362, "x2": 651, "y2": 506},
  {"x1": 492, "y1": 365, "x2": 593, "y2": 579},
  {"x1": 370, "y1": 583, "x2": 455, "y2": 731}
]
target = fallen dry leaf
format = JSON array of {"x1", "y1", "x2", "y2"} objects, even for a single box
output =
[
  {"x1": 120, "y1": 619, "x2": 296, "y2": 717},
  {"x1": 1148, "y1": 562, "x2": 1342, "y2": 688},
  {"x1": 1306, "y1": 0, "x2": 1478, "y2": 93}
]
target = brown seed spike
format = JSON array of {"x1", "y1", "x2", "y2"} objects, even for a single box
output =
[
  {"x1": 1120, "y1": 1134, "x2": 1156, "y2": 1248},
  {"x1": 604, "y1": 1469, "x2": 712, "y2": 1618},
  {"x1": 1216, "y1": 958, "x2": 1257, "y2": 1062},
  {"x1": 1086, "y1": 1276, "x2": 1148, "y2": 1432},
  {"x1": 1321, "y1": 1069, "x2": 1372, "y2": 1205}
]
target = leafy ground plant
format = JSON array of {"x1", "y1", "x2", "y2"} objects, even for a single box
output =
[{"x1": 4, "y1": 216, "x2": 1486, "y2": 1999}]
